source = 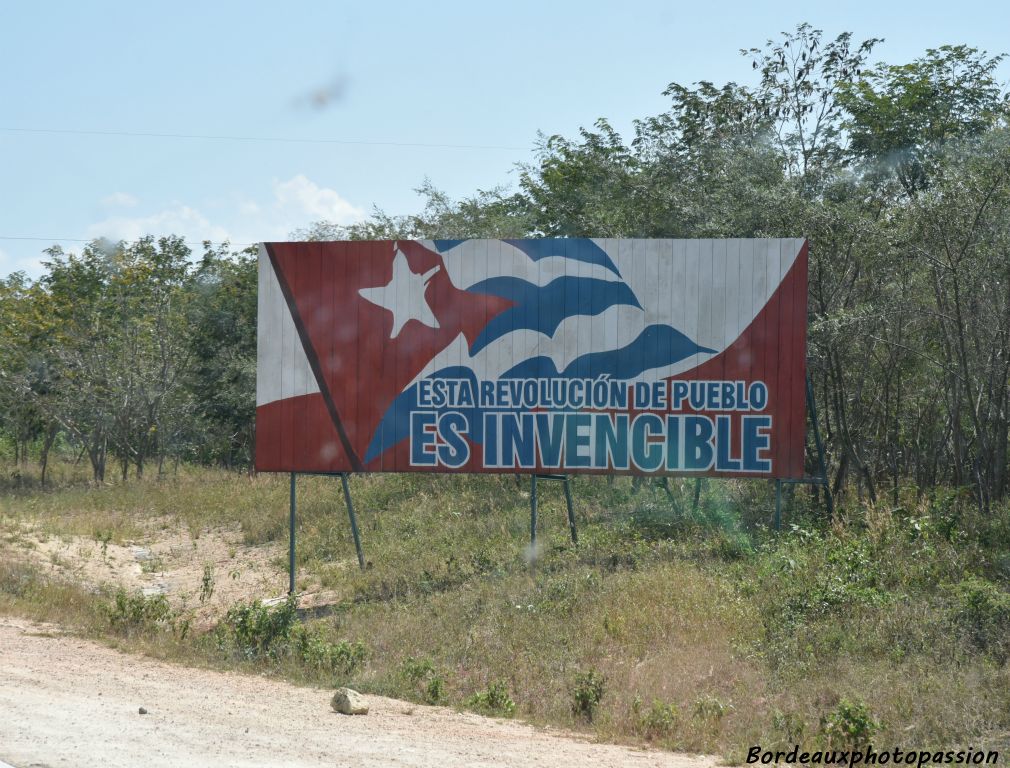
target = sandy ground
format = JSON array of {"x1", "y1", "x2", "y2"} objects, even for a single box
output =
[
  {"x1": 9, "y1": 523, "x2": 338, "y2": 624},
  {"x1": 0, "y1": 617, "x2": 716, "y2": 768}
]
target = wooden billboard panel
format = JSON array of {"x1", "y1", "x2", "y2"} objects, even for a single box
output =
[{"x1": 256, "y1": 238, "x2": 808, "y2": 478}]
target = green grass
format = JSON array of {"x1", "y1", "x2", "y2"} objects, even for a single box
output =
[{"x1": 2, "y1": 462, "x2": 1010, "y2": 759}]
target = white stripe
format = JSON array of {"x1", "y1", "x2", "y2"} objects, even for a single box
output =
[
  {"x1": 255, "y1": 238, "x2": 803, "y2": 406},
  {"x1": 256, "y1": 245, "x2": 320, "y2": 407},
  {"x1": 404, "y1": 238, "x2": 803, "y2": 388}
]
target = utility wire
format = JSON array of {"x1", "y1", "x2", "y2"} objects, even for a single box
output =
[
  {"x1": 0, "y1": 235, "x2": 256, "y2": 247},
  {"x1": 0, "y1": 126, "x2": 532, "y2": 152}
]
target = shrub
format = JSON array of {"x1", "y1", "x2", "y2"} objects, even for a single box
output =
[
  {"x1": 218, "y1": 597, "x2": 298, "y2": 660},
  {"x1": 105, "y1": 589, "x2": 175, "y2": 637},
  {"x1": 771, "y1": 709, "x2": 807, "y2": 743},
  {"x1": 640, "y1": 699, "x2": 679, "y2": 740},
  {"x1": 571, "y1": 669, "x2": 606, "y2": 723},
  {"x1": 214, "y1": 598, "x2": 368, "y2": 678},
  {"x1": 693, "y1": 695, "x2": 731, "y2": 721},
  {"x1": 466, "y1": 680, "x2": 516, "y2": 717},
  {"x1": 295, "y1": 630, "x2": 367, "y2": 677},
  {"x1": 947, "y1": 576, "x2": 1010, "y2": 659},
  {"x1": 820, "y1": 699, "x2": 881, "y2": 749},
  {"x1": 399, "y1": 656, "x2": 446, "y2": 704}
]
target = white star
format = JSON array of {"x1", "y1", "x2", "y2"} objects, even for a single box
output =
[{"x1": 358, "y1": 248, "x2": 441, "y2": 339}]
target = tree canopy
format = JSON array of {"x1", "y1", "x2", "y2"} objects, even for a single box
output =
[{"x1": 2, "y1": 24, "x2": 1009, "y2": 510}]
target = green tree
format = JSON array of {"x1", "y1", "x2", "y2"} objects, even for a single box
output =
[
  {"x1": 187, "y1": 245, "x2": 259, "y2": 468},
  {"x1": 839, "y1": 45, "x2": 1009, "y2": 194}
]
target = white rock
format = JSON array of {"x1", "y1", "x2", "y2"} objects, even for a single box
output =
[{"x1": 331, "y1": 688, "x2": 368, "y2": 715}]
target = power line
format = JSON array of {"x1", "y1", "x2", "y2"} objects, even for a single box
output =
[
  {"x1": 0, "y1": 235, "x2": 256, "y2": 247},
  {"x1": 0, "y1": 126, "x2": 532, "y2": 152}
]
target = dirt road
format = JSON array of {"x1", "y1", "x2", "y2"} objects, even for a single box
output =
[{"x1": 0, "y1": 618, "x2": 715, "y2": 768}]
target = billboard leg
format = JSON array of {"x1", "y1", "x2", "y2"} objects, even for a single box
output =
[
  {"x1": 530, "y1": 475, "x2": 538, "y2": 549},
  {"x1": 660, "y1": 477, "x2": 682, "y2": 514},
  {"x1": 340, "y1": 473, "x2": 366, "y2": 570},
  {"x1": 289, "y1": 472, "x2": 297, "y2": 596},
  {"x1": 563, "y1": 476, "x2": 578, "y2": 545},
  {"x1": 774, "y1": 479, "x2": 783, "y2": 531},
  {"x1": 805, "y1": 374, "x2": 834, "y2": 519},
  {"x1": 692, "y1": 477, "x2": 703, "y2": 514}
]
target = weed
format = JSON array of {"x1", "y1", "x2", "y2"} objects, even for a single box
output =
[
  {"x1": 946, "y1": 576, "x2": 1010, "y2": 659},
  {"x1": 466, "y1": 680, "x2": 516, "y2": 717},
  {"x1": 140, "y1": 556, "x2": 164, "y2": 574},
  {"x1": 216, "y1": 597, "x2": 298, "y2": 660},
  {"x1": 469, "y1": 547, "x2": 497, "y2": 576},
  {"x1": 105, "y1": 589, "x2": 175, "y2": 637},
  {"x1": 425, "y1": 675, "x2": 445, "y2": 704},
  {"x1": 199, "y1": 563, "x2": 215, "y2": 604},
  {"x1": 96, "y1": 530, "x2": 112, "y2": 560},
  {"x1": 693, "y1": 695, "x2": 731, "y2": 721},
  {"x1": 640, "y1": 700, "x2": 679, "y2": 741},
  {"x1": 602, "y1": 613, "x2": 625, "y2": 639},
  {"x1": 399, "y1": 657, "x2": 447, "y2": 704},
  {"x1": 294, "y1": 629, "x2": 367, "y2": 677},
  {"x1": 820, "y1": 699, "x2": 881, "y2": 749},
  {"x1": 771, "y1": 709, "x2": 807, "y2": 744},
  {"x1": 571, "y1": 669, "x2": 606, "y2": 723},
  {"x1": 213, "y1": 597, "x2": 366, "y2": 678},
  {"x1": 6, "y1": 465, "x2": 1010, "y2": 757}
]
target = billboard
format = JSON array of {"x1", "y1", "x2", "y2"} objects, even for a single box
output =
[{"x1": 256, "y1": 238, "x2": 807, "y2": 478}]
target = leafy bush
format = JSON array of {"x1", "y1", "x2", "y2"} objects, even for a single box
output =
[
  {"x1": 693, "y1": 695, "x2": 731, "y2": 721},
  {"x1": 756, "y1": 535, "x2": 889, "y2": 643},
  {"x1": 215, "y1": 597, "x2": 366, "y2": 676},
  {"x1": 466, "y1": 680, "x2": 516, "y2": 717},
  {"x1": 218, "y1": 597, "x2": 298, "y2": 660},
  {"x1": 820, "y1": 699, "x2": 881, "y2": 749},
  {"x1": 296, "y1": 629, "x2": 367, "y2": 676},
  {"x1": 771, "y1": 709, "x2": 807, "y2": 743},
  {"x1": 571, "y1": 669, "x2": 606, "y2": 722},
  {"x1": 639, "y1": 699, "x2": 679, "y2": 740},
  {"x1": 105, "y1": 589, "x2": 175, "y2": 636},
  {"x1": 947, "y1": 576, "x2": 1010, "y2": 659},
  {"x1": 400, "y1": 656, "x2": 446, "y2": 704}
]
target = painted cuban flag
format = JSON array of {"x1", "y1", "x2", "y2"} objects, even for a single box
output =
[{"x1": 256, "y1": 238, "x2": 808, "y2": 478}]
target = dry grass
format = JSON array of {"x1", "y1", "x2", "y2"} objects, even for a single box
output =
[{"x1": 2, "y1": 461, "x2": 1010, "y2": 758}]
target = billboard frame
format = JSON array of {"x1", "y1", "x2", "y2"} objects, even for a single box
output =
[
  {"x1": 279, "y1": 380, "x2": 831, "y2": 595},
  {"x1": 256, "y1": 237, "x2": 833, "y2": 593}
]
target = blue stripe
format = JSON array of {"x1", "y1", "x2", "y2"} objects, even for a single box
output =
[
  {"x1": 502, "y1": 324, "x2": 714, "y2": 379},
  {"x1": 503, "y1": 238, "x2": 621, "y2": 277},
  {"x1": 363, "y1": 324, "x2": 714, "y2": 462},
  {"x1": 433, "y1": 239, "x2": 467, "y2": 252},
  {"x1": 364, "y1": 366, "x2": 481, "y2": 464},
  {"x1": 468, "y1": 275, "x2": 641, "y2": 354}
]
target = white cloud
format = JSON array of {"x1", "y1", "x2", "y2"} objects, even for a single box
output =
[
  {"x1": 272, "y1": 174, "x2": 365, "y2": 225},
  {"x1": 239, "y1": 200, "x2": 262, "y2": 217},
  {"x1": 87, "y1": 204, "x2": 232, "y2": 245},
  {"x1": 83, "y1": 175, "x2": 365, "y2": 252},
  {"x1": 100, "y1": 192, "x2": 139, "y2": 208},
  {"x1": 0, "y1": 246, "x2": 48, "y2": 279}
]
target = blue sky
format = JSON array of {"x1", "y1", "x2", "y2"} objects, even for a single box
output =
[{"x1": 2, "y1": 0, "x2": 1007, "y2": 277}]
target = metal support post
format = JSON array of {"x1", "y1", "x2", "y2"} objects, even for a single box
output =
[
  {"x1": 692, "y1": 477, "x2": 703, "y2": 514},
  {"x1": 659, "y1": 476, "x2": 682, "y2": 513},
  {"x1": 340, "y1": 473, "x2": 366, "y2": 570},
  {"x1": 805, "y1": 374, "x2": 834, "y2": 519},
  {"x1": 289, "y1": 472, "x2": 297, "y2": 595},
  {"x1": 562, "y1": 476, "x2": 578, "y2": 545},
  {"x1": 530, "y1": 474, "x2": 538, "y2": 548},
  {"x1": 774, "y1": 479, "x2": 782, "y2": 531}
]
